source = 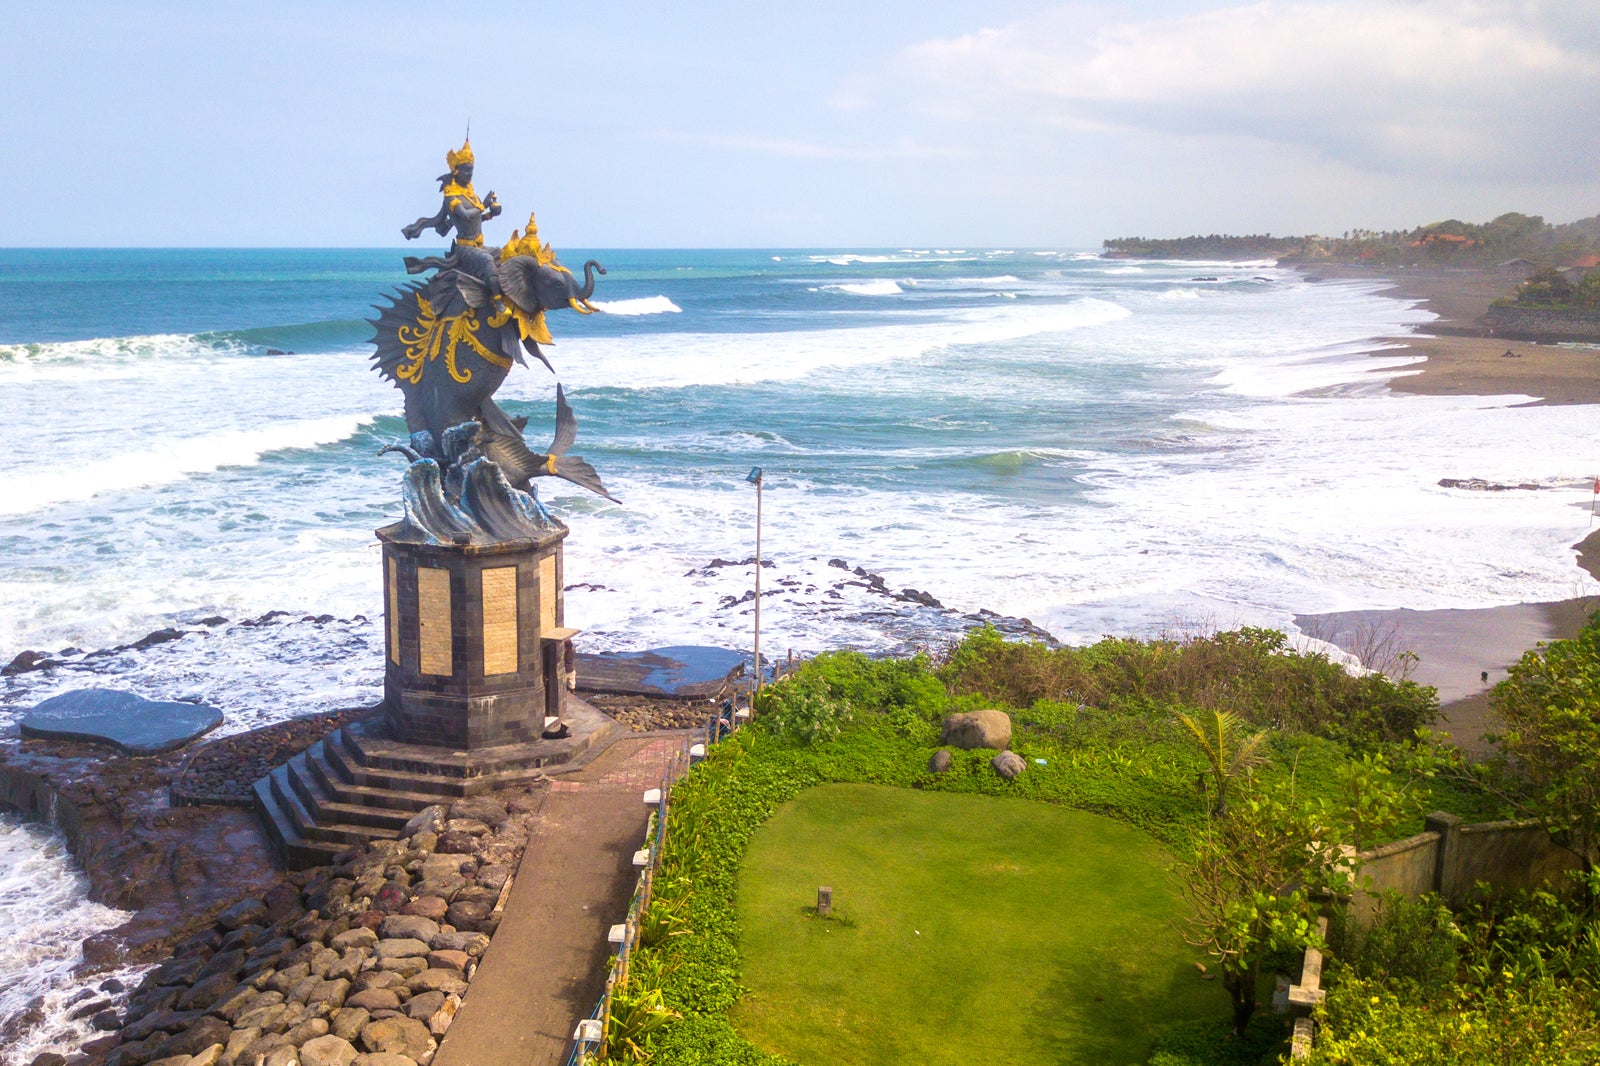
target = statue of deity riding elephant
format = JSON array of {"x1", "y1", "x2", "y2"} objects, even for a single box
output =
[{"x1": 368, "y1": 137, "x2": 615, "y2": 545}]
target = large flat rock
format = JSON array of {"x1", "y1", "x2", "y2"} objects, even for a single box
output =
[
  {"x1": 575, "y1": 645, "x2": 744, "y2": 698},
  {"x1": 21, "y1": 688, "x2": 223, "y2": 756}
]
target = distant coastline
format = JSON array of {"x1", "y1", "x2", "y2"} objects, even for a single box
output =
[{"x1": 1288, "y1": 261, "x2": 1600, "y2": 751}]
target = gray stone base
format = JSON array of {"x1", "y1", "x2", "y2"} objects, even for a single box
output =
[{"x1": 253, "y1": 693, "x2": 622, "y2": 869}]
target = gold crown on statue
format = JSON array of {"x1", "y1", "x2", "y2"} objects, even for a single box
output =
[
  {"x1": 500, "y1": 213, "x2": 554, "y2": 263},
  {"x1": 446, "y1": 137, "x2": 474, "y2": 171}
]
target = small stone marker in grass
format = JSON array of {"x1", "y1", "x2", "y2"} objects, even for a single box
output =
[{"x1": 817, "y1": 887, "x2": 832, "y2": 918}]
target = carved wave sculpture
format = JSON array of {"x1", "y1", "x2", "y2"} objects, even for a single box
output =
[{"x1": 390, "y1": 453, "x2": 562, "y2": 546}]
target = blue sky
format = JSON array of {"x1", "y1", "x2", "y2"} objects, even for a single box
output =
[{"x1": 5, "y1": 1, "x2": 1596, "y2": 247}]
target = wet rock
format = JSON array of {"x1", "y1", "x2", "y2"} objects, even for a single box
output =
[
  {"x1": 428, "y1": 994, "x2": 459, "y2": 1037},
  {"x1": 219, "y1": 1026, "x2": 261, "y2": 1066},
  {"x1": 445, "y1": 898, "x2": 492, "y2": 929},
  {"x1": 263, "y1": 881, "x2": 305, "y2": 924},
  {"x1": 359, "y1": 1016, "x2": 436, "y2": 1061},
  {"x1": 268, "y1": 963, "x2": 312, "y2": 995},
  {"x1": 376, "y1": 956, "x2": 428, "y2": 979},
  {"x1": 355, "y1": 971, "x2": 405, "y2": 993},
  {"x1": 400, "y1": 807, "x2": 447, "y2": 839},
  {"x1": 308, "y1": 946, "x2": 342, "y2": 979},
  {"x1": 188, "y1": 1046, "x2": 225, "y2": 1066},
  {"x1": 325, "y1": 948, "x2": 369, "y2": 982},
  {"x1": 447, "y1": 798, "x2": 508, "y2": 826},
  {"x1": 306, "y1": 977, "x2": 352, "y2": 1009},
  {"x1": 346, "y1": 988, "x2": 403, "y2": 1012},
  {"x1": 331, "y1": 927, "x2": 378, "y2": 952},
  {"x1": 992, "y1": 750, "x2": 1027, "y2": 780},
  {"x1": 217, "y1": 897, "x2": 269, "y2": 931},
  {"x1": 330, "y1": 1006, "x2": 370, "y2": 1041},
  {"x1": 408, "y1": 969, "x2": 467, "y2": 996},
  {"x1": 412, "y1": 876, "x2": 464, "y2": 902},
  {"x1": 402, "y1": 991, "x2": 446, "y2": 1021},
  {"x1": 428, "y1": 931, "x2": 488, "y2": 957},
  {"x1": 286, "y1": 1016, "x2": 332, "y2": 1045},
  {"x1": 238, "y1": 1033, "x2": 289, "y2": 1066},
  {"x1": 399, "y1": 897, "x2": 447, "y2": 923},
  {"x1": 28, "y1": 1054, "x2": 68, "y2": 1066},
  {"x1": 146, "y1": 1014, "x2": 231, "y2": 1060},
  {"x1": 263, "y1": 1045, "x2": 300, "y2": 1066},
  {"x1": 300, "y1": 1035, "x2": 360, "y2": 1066},
  {"x1": 425, "y1": 950, "x2": 469, "y2": 972},
  {"x1": 4, "y1": 649, "x2": 51, "y2": 675},
  {"x1": 434, "y1": 831, "x2": 478, "y2": 855},
  {"x1": 380, "y1": 915, "x2": 440, "y2": 943},
  {"x1": 177, "y1": 971, "x2": 239, "y2": 1012},
  {"x1": 374, "y1": 938, "x2": 431, "y2": 961}
]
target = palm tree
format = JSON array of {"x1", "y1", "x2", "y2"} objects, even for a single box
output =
[{"x1": 1177, "y1": 709, "x2": 1270, "y2": 818}]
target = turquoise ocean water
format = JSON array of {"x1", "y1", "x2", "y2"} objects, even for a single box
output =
[{"x1": 0, "y1": 246, "x2": 1597, "y2": 1056}]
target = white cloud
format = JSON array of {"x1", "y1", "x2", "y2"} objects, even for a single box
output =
[
  {"x1": 650, "y1": 130, "x2": 969, "y2": 162},
  {"x1": 896, "y1": 1, "x2": 1600, "y2": 179}
]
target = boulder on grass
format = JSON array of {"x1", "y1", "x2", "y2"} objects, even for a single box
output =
[
  {"x1": 927, "y1": 750, "x2": 952, "y2": 773},
  {"x1": 940, "y1": 710, "x2": 1012, "y2": 751},
  {"x1": 992, "y1": 750, "x2": 1026, "y2": 781}
]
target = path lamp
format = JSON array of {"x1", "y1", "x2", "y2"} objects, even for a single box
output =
[{"x1": 747, "y1": 467, "x2": 763, "y2": 696}]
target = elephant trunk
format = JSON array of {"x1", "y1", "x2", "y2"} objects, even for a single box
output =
[{"x1": 578, "y1": 259, "x2": 606, "y2": 302}]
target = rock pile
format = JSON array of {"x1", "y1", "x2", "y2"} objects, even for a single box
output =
[
  {"x1": 83, "y1": 794, "x2": 535, "y2": 1066},
  {"x1": 172, "y1": 709, "x2": 374, "y2": 807}
]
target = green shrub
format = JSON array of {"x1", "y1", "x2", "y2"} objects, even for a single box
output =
[
  {"x1": 1328, "y1": 893, "x2": 1460, "y2": 997},
  {"x1": 938, "y1": 625, "x2": 1438, "y2": 746}
]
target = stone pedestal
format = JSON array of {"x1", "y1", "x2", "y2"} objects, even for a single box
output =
[{"x1": 378, "y1": 523, "x2": 578, "y2": 750}]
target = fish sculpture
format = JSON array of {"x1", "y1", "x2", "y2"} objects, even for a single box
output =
[{"x1": 368, "y1": 136, "x2": 615, "y2": 544}]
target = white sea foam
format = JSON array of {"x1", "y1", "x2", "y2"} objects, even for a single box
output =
[
  {"x1": 1, "y1": 415, "x2": 372, "y2": 516},
  {"x1": 497, "y1": 297, "x2": 1131, "y2": 394},
  {"x1": 1103, "y1": 266, "x2": 1145, "y2": 274},
  {"x1": 0, "y1": 815, "x2": 144, "y2": 1063},
  {"x1": 822, "y1": 280, "x2": 904, "y2": 296},
  {"x1": 590, "y1": 295, "x2": 682, "y2": 316},
  {"x1": 0, "y1": 332, "x2": 237, "y2": 374}
]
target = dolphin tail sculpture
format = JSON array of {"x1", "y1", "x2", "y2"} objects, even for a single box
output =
[{"x1": 476, "y1": 384, "x2": 618, "y2": 503}]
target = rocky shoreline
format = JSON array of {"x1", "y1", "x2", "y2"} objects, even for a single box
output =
[{"x1": 76, "y1": 796, "x2": 530, "y2": 1066}]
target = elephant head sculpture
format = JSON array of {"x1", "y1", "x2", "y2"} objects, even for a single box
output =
[{"x1": 499, "y1": 256, "x2": 607, "y2": 317}]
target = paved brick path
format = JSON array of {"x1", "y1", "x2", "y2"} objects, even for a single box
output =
[{"x1": 434, "y1": 734, "x2": 683, "y2": 1066}]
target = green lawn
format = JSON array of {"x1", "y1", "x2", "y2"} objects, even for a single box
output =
[{"x1": 731, "y1": 783, "x2": 1225, "y2": 1065}]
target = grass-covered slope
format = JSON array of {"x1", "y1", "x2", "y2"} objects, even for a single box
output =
[{"x1": 733, "y1": 783, "x2": 1221, "y2": 1065}]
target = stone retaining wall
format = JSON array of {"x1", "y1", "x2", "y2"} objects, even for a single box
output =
[
  {"x1": 1353, "y1": 811, "x2": 1579, "y2": 920},
  {"x1": 1483, "y1": 304, "x2": 1600, "y2": 342},
  {"x1": 0, "y1": 762, "x2": 84, "y2": 849}
]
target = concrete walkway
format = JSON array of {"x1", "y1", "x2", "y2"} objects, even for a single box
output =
[{"x1": 435, "y1": 734, "x2": 683, "y2": 1066}]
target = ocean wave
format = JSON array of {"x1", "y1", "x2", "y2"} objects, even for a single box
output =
[
  {"x1": 0, "y1": 816, "x2": 142, "y2": 1062},
  {"x1": 810, "y1": 254, "x2": 893, "y2": 265},
  {"x1": 821, "y1": 280, "x2": 904, "y2": 297},
  {"x1": 201, "y1": 318, "x2": 372, "y2": 353},
  {"x1": 0, "y1": 318, "x2": 369, "y2": 371},
  {"x1": 1155, "y1": 288, "x2": 1203, "y2": 301},
  {"x1": 1, "y1": 415, "x2": 372, "y2": 516},
  {"x1": 0, "y1": 332, "x2": 236, "y2": 370},
  {"x1": 1103, "y1": 266, "x2": 1145, "y2": 274},
  {"x1": 497, "y1": 296, "x2": 1133, "y2": 394},
  {"x1": 591, "y1": 295, "x2": 683, "y2": 316}
]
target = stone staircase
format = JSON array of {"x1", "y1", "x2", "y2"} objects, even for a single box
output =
[{"x1": 253, "y1": 698, "x2": 621, "y2": 868}]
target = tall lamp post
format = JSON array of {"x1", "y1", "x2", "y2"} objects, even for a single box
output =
[{"x1": 746, "y1": 467, "x2": 763, "y2": 696}]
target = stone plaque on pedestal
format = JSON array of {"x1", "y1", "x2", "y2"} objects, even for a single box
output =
[{"x1": 379, "y1": 522, "x2": 577, "y2": 749}]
